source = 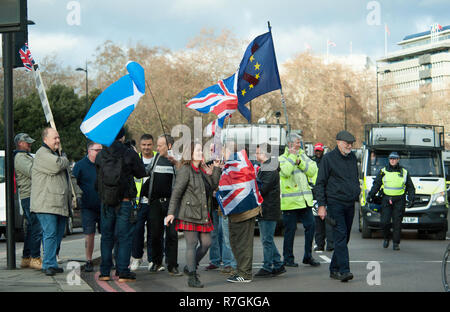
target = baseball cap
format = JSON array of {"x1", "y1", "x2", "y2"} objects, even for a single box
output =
[
  {"x1": 388, "y1": 152, "x2": 400, "y2": 159},
  {"x1": 336, "y1": 130, "x2": 356, "y2": 143},
  {"x1": 314, "y1": 142, "x2": 324, "y2": 151},
  {"x1": 14, "y1": 133, "x2": 35, "y2": 145}
]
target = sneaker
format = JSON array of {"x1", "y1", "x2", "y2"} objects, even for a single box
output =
[
  {"x1": 337, "y1": 272, "x2": 354, "y2": 282},
  {"x1": 188, "y1": 271, "x2": 204, "y2": 288},
  {"x1": 84, "y1": 260, "x2": 94, "y2": 272},
  {"x1": 30, "y1": 257, "x2": 42, "y2": 270},
  {"x1": 254, "y1": 268, "x2": 272, "y2": 278},
  {"x1": 284, "y1": 261, "x2": 299, "y2": 267},
  {"x1": 118, "y1": 272, "x2": 136, "y2": 283},
  {"x1": 393, "y1": 243, "x2": 400, "y2": 251},
  {"x1": 130, "y1": 257, "x2": 142, "y2": 271},
  {"x1": 272, "y1": 265, "x2": 286, "y2": 276},
  {"x1": 149, "y1": 263, "x2": 163, "y2": 273},
  {"x1": 168, "y1": 267, "x2": 183, "y2": 277},
  {"x1": 205, "y1": 263, "x2": 219, "y2": 270},
  {"x1": 330, "y1": 271, "x2": 340, "y2": 280},
  {"x1": 56, "y1": 255, "x2": 63, "y2": 264},
  {"x1": 158, "y1": 265, "x2": 166, "y2": 272},
  {"x1": 20, "y1": 257, "x2": 31, "y2": 268},
  {"x1": 314, "y1": 246, "x2": 324, "y2": 252},
  {"x1": 98, "y1": 274, "x2": 111, "y2": 281},
  {"x1": 227, "y1": 274, "x2": 252, "y2": 283},
  {"x1": 302, "y1": 257, "x2": 321, "y2": 267}
]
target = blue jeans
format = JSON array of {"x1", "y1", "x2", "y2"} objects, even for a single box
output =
[
  {"x1": 100, "y1": 202, "x2": 136, "y2": 275},
  {"x1": 282, "y1": 207, "x2": 315, "y2": 264},
  {"x1": 327, "y1": 201, "x2": 355, "y2": 274},
  {"x1": 131, "y1": 203, "x2": 153, "y2": 261},
  {"x1": 220, "y1": 215, "x2": 236, "y2": 268},
  {"x1": 36, "y1": 213, "x2": 66, "y2": 270},
  {"x1": 209, "y1": 209, "x2": 223, "y2": 266},
  {"x1": 259, "y1": 220, "x2": 283, "y2": 272},
  {"x1": 21, "y1": 198, "x2": 42, "y2": 258}
]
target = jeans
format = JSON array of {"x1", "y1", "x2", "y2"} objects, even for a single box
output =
[
  {"x1": 282, "y1": 207, "x2": 315, "y2": 264},
  {"x1": 100, "y1": 202, "x2": 136, "y2": 275},
  {"x1": 36, "y1": 213, "x2": 66, "y2": 270},
  {"x1": 131, "y1": 203, "x2": 154, "y2": 261},
  {"x1": 327, "y1": 201, "x2": 355, "y2": 274},
  {"x1": 21, "y1": 198, "x2": 42, "y2": 258},
  {"x1": 220, "y1": 215, "x2": 236, "y2": 268},
  {"x1": 209, "y1": 209, "x2": 223, "y2": 266},
  {"x1": 259, "y1": 220, "x2": 283, "y2": 272}
]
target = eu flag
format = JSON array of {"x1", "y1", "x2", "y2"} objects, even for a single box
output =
[{"x1": 237, "y1": 31, "x2": 282, "y2": 121}]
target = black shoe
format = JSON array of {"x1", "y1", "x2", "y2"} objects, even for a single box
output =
[
  {"x1": 393, "y1": 243, "x2": 400, "y2": 251},
  {"x1": 149, "y1": 263, "x2": 162, "y2": 273},
  {"x1": 303, "y1": 257, "x2": 321, "y2": 267},
  {"x1": 330, "y1": 271, "x2": 340, "y2": 280},
  {"x1": 272, "y1": 265, "x2": 286, "y2": 276},
  {"x1": 168, "y1": 267, "x2": 183, "y2": 276},
  {"x1": 44, "y1": 267, "x2": 63, "y2": 276},
  {"x1": 383, "y1": 240, "x2": 390, "y2": 248},
  {"x1": 118, "y1": 271, "x2": 136, "y2": 282},
  {"x1": 188, "y1": 271, "x2": 203, "y2": 288},
  {"x1": 84, "y1": 261, "x2": 93, "y2": 272},
  {"x1": 326, "y1": 246, "x2": 334, "y2": 252},
  {"x1": 337, "y1": 272, "x2": 354, "y2": 282},
  {"x1": 314, "y1": 246, "x2": 324, "y2": 252},
  {"x1": 255, "y1": 268, "x2": 273, "y2": 278},
  {"x1": 284, "y1": 262, "x2": 299, "y2": 267}
]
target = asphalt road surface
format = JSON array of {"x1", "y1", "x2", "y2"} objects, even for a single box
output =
[{"x1": 77, "y1": 216, "x2": 449, "y2": 293}]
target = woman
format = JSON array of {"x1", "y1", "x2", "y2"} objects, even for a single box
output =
[{"x1": 166, "y1": 141, "x2": 221, "y2": 288}]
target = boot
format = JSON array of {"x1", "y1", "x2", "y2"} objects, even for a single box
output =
[
  {"x1": 30, "y1": 257, "x2": 42, "y2": 270},
  {"x1": 21, "y1": 257, "x2": 31, "y2": 268},
  {"x1": 188, "y1": 271, "x2": 204, "y2": 288}
]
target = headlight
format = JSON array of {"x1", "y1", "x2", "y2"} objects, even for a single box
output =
[{"x1": 431, "y1": 192, "x2": 445, "y2": 206}]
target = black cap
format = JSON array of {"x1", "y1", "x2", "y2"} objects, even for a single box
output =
[{"x1": 336, "y1": 130, "x2": 356, "y2": 143}]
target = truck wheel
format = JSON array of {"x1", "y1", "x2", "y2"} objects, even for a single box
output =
[{"x1": 362, "y1": 218, "x2": 372, "y2": 239}]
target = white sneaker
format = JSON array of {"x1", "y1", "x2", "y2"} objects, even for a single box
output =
[
  {"x1": 130, "y1": 258, "x2": 142, "y2": 271},
  {"x1": 147, "y1": 262, "x2": 153, "y2": 271}
]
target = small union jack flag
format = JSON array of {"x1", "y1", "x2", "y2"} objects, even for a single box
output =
[
  {"x1": 216, "y1": 149, "x2": 263, "y2": 216},
  {"x1": 186, "y1": 72, "x2": 238, "y2": 127},
  {"x1": 19, "y1": 44, "x2": 35, "y2": 71}
]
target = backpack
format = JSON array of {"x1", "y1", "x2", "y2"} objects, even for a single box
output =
[{"x1": 99, "y1": 148, "x2": 125, "y2": 207}]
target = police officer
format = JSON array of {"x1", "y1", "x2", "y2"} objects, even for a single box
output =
[{"x1": 368, "y1": 152, "x2": 415, "y2": 251}]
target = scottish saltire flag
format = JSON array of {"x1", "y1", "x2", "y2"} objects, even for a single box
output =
[
  {"x1": 80, "y1": 61, "x2": 145, "y2": 146},
  {"x1": 216, "y1": 150, "x2": 263, "y2": 216},
  {"x1": 186, "y1": 72, "x2": 238, "y2": 122},
  {"x1": 19, "y1": 44, "x2": 35, "y2": 71},
  {"x1": 237, "y1": 31, "x2": 281, "y2": 121}
]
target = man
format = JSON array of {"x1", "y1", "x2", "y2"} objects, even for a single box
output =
[
  {"x1": 368, "y1": 152, "x2": 415, "y2": 251},
  {"x1": 130, "y1": 134, "x2": 158, "y2": 271},
  {"x1": 311, "y1": 142, "x2": 334, "y2": 252},
  {"x1": 141, "y1": 134, "x2": 181, "y2": 276},
  {"x1": 31, "y1": 127, "x2": 71, "y2": 276},
  {"x1": 72, "y1": 141, "x2": 103, "y2": 272},
  {"x1": 96, "y1": 128, "x2": 147, "y2": 282},
  {"x1": 315, "y1": 130, "x2": 360, "y2": 282},
  {"x1": 14, "y1": 133, "x2": 43, "y2": 270},
  {"x1": 279, "y1": 133, "x2": 320, "y2": 268},
  {"x1": 254, "y1": 143, "x2": 285, "y2": 278}
]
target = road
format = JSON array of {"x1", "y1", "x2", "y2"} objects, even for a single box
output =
[{"x1": 1, "y1": 216, "x2": 448, "y2": 292}]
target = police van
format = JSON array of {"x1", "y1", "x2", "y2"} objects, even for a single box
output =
[{"x1": 359, "y1": 124, "x2": 448, "y2": 240}]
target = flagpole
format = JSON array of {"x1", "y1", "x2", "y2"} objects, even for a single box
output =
[
  {"x1": 384, "y1": 23, "x2": 388, "y2": 57},
  {"x1": 145, "y1": 80, "x2": 171, "y2": 151},
  {"x1": 268, "y1": 21, "x2": 290, "y2": 135}
]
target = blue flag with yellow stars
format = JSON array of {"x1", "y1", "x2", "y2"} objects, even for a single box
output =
[{"x1": 237, "y1": 31, "x2": 282, "y2": 121}]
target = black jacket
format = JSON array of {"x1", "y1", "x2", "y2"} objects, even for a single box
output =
[
  {"x1": 95, "y1": 140, "x2": 147, "y2": 201},
  {"x1": 314, "y1": 147, "x2": 360, "y2": 206},
  {"x1": 257, "y1": 160, "x2": 281, "y2": 221},
  {"x1": 368, "y1": 164, "x2": 415, "y2": 201}
]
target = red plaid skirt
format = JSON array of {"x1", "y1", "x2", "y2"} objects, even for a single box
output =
[{"x1": 175, "y1": 215, "x2": 214, "y2": 233}]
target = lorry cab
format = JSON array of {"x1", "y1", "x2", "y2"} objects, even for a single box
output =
[{"x1": 359, "y1": 124, "x2": 448, "y2": 240}]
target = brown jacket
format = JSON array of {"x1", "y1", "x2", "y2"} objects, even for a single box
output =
[{"x1": 168, "y1": 165, "x2": 221, "y2": 224}]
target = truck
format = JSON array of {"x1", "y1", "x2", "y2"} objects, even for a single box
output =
[{"x1": 359, "y1": 124, "x2": 448, "y2": 240}]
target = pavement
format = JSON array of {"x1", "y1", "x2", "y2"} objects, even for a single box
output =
[{"x1": 0, "y1": 229, "x2": 100, "y2": 292}]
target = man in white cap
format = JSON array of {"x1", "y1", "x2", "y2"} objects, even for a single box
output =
[
  {"x1": 368, "y1": 152, "x2": 415, "y2": 250},
  {"x1": 14, "y1": 133, "x2": 43, "y2": 270}
]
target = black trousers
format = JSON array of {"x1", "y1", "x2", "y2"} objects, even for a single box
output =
[
  {"x1": 380, "y1": 195, "x2": 405, "y2": 244},
  {"x1": 149, "y1": 198, "x2": 178, "y2": 269},
  {"x1": 314, "y1": 216, "x2": 334, "y2": 249}
]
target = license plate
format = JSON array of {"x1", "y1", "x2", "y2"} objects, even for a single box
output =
[{"x1": 402, "y1": 217, "x2": 418, "y2": 224}]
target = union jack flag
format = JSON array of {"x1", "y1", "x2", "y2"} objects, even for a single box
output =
[
  {"x1": 19, "y1": 44, "x2": 35, "y2": 71},
  {"x1": 186, "y1": 72, "x2": 238, "y2": 127},
  {"x1": 216, "y1": 149, "x2": 263, "y2": 216}
]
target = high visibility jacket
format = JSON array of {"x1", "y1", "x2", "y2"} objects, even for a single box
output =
[
  {"x1": 279, "y1": 148, "x2": 317, "y2": 210},
  {"x1": 135, "y1": 151, "x2": 156, "y2": 202},
  {"x1": 381, "y1": 167, "x2": 408, "y2": 196}
]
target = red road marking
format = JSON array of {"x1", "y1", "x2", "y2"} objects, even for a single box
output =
[
  {"x1": 112, "y1": 273, "x2": 137, "y2": 292},
  {"x1": 94, "y1": 272, "x2": 118, "y2": 292}
]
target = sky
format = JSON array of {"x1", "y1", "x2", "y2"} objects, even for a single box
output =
[{"x1": 3, "y1": 0, "x2": 450, "y2": 70}]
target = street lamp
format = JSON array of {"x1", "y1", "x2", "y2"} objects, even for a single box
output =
[
  {"x1": 344, "y1": 94, "x2": 351, "y2": 131},
  {"x1": 76, "y1": 61, "x2": 88, "y2": 110}
]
